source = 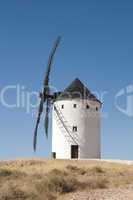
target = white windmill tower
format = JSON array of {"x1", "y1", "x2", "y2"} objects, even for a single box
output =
[
  {"x1": 52, "y1": 78, "x2": 101, "y2": 159},
  {"x1": 33, "y1": 37, "x2": 102, "y2": 159}
]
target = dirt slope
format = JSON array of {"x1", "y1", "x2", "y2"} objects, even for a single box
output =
[{"x1": 0, "y1": 159, "x2": 133, "y2": 200}]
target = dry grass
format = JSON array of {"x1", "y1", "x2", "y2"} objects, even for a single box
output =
[{"x1": 0, "y1": 159, "x2": 133, "y2": 199}]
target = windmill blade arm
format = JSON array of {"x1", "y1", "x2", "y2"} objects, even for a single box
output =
[
  {"x1": 33, "y1": 98, "x2": 44, "y2": 151},
  {"x1": 43, "y1": 36, "x2": 61, "y2": 87},
  {"x1": 44, "y1": 98, "x2": 51, "y2": 137},
  {"x1": 33, "y1": 36, "x2": 61, "y2": 151}
]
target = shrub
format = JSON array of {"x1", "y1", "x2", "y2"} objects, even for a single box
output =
[
  {"x1": 36, "y1": 170, "x2": 79, "y2": 195},
  {"x1": 0, "y1": 169, "x2": 27, "y2": 180},
  {"x1": 86, "y1": 177, "x2": 109, "y2": 189},
  {"x1": 66, "y1": 165, "x2": 86, "y2": 175},
  {"x1": 50, "y1": 168, "x2": 68, "y2": 176},
  {"x1": 0, "y1": 185, "x2": 27, "y2": 200},
  {"x1": 89, "y1": 166, "x2": 105, "y2": 174},
  {"x1": 0, "y1": 169, "x2": 13, "y2": 177}
]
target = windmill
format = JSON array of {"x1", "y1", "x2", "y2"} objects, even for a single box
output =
[
  {"x1": 33, "y1": 36, "x2": 61, "y2": 151},
  {"x1": 33, "y1": 37, "x2": 101, "y2": 159}
]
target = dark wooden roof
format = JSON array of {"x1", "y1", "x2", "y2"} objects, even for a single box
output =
[{"x1": 55, "y1": 78, "x2": 101, "y2": 104}]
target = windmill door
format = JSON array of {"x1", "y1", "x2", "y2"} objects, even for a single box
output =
[{"x1": 71, "y1": 145, "x2": 79, "y2": 159}]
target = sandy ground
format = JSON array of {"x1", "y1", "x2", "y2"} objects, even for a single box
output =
[
  {"x1": 1, "y1": 159, "x2": 133, "y2": 200},
  {"x1": 64, "y1": 186, "x2": 133, "y2": 200}
]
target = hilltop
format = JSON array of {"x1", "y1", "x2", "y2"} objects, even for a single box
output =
[{"x1": 0, "y1": 159, "x2": 133, "y2": 200}]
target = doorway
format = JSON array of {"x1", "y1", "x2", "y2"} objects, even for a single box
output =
[
  {"x1": 52, "y1": 152, "x2": 56, "y2": 159},
  {"x1": 71, "y1": 145, "x2": 79, "y2": 159}
]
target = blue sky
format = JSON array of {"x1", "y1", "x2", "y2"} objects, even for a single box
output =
[{"x1": 0, "y1": 0, "x2": 133, "y2": 160}]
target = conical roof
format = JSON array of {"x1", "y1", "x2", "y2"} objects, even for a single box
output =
[
  {"x1": 64, "y1": 78, "x2": 91, "y2": 96},
  {"x1": 55, "y1": 78, "x2": 101, "y2": 103}
]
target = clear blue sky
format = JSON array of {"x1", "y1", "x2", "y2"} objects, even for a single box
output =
[{"x1": 0, "y1": 0, "x2": 133, "y2": 160}]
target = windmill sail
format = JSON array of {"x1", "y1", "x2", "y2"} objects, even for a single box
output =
[{"x1": 33, "y1": 36, "x2": 61, "y2": 151}]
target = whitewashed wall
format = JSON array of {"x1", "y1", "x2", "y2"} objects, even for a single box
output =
[{"x1": 52, "y1": 98, "x2": 101, "y2": 159}]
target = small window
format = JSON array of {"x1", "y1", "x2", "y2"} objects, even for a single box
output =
[
  {"x1": 96, "y1": 107, "x2": 98, "y2": 111},
  {"x1": 73, "y1": 126, "x2": 77, "y2": 132},
  {"x1": 73, "y1": 104, "x2": 77, "y2": 108},
  {"x1": 61, "y1": 105, "x2": 64, "y2": 109},
  {"x1": 86, "y1": 105, "x2": 90, "y2": 109}
]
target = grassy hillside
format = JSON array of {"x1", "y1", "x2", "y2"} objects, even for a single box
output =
[{"x1": 0, "y1": 159, "x2": 133, "y2": 200}]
